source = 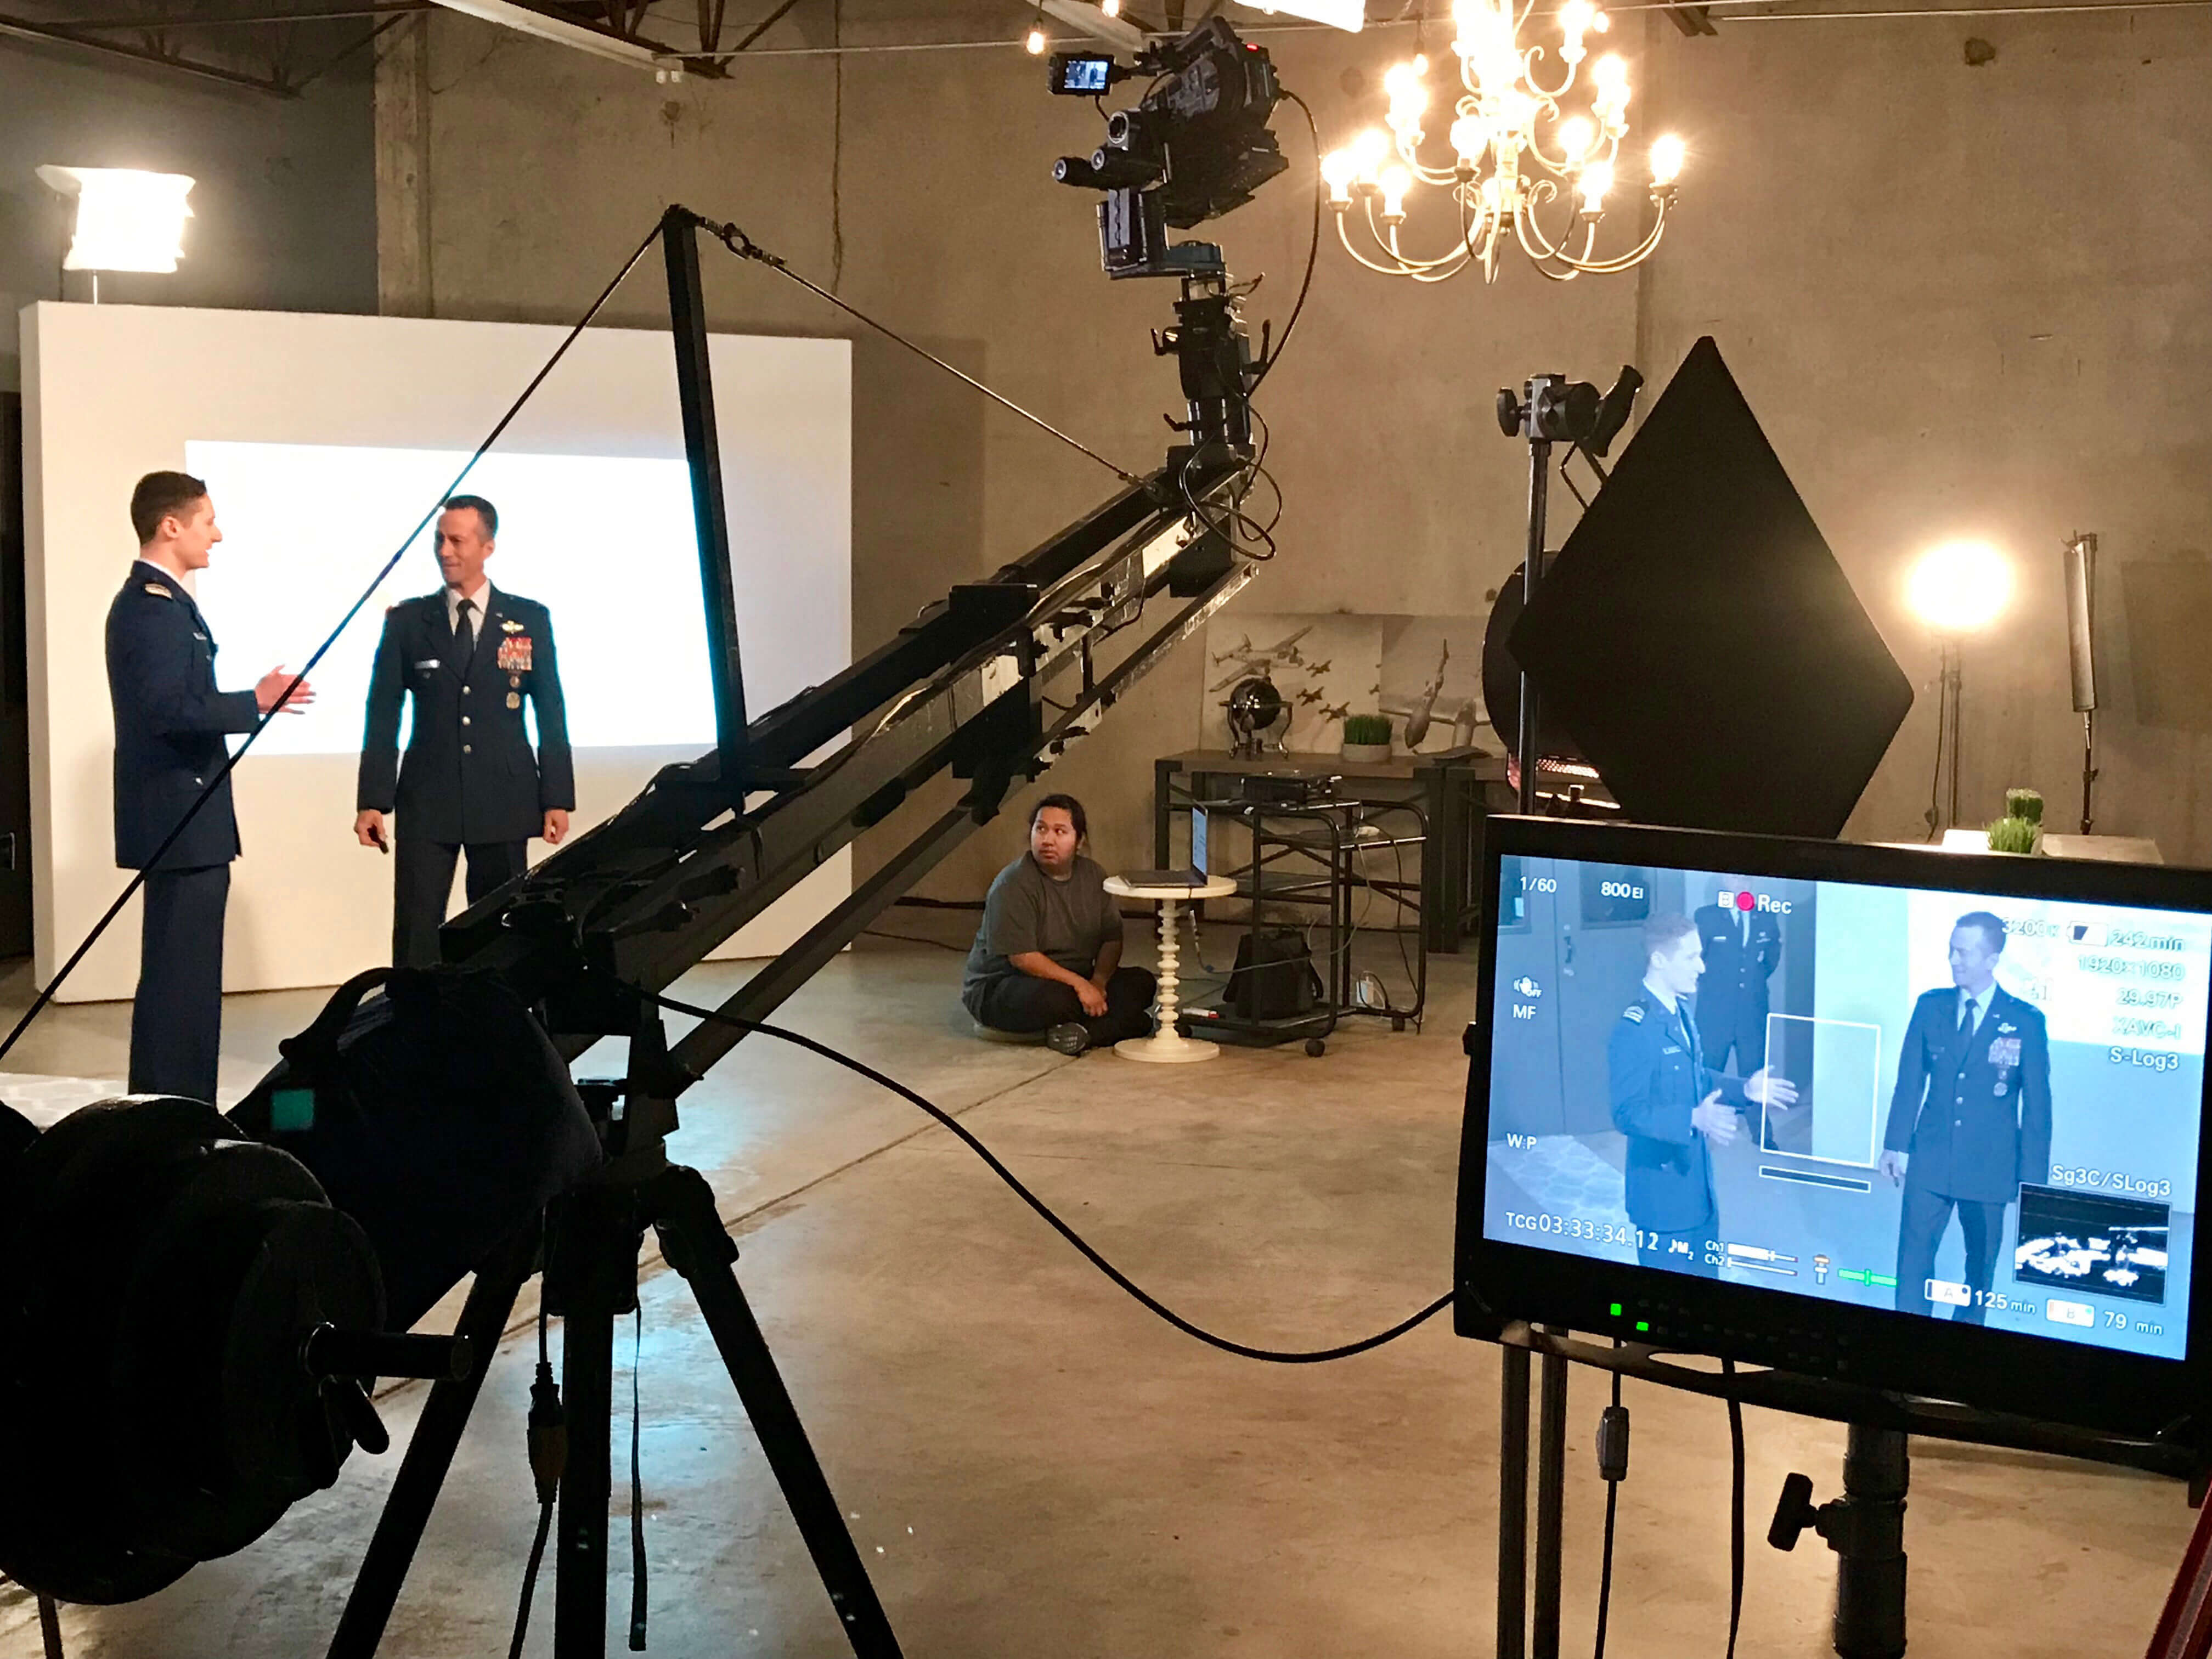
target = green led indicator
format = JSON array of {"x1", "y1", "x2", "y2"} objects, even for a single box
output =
[
  {"x1": 270, "y1": 1086, "x2": 315, "y2": 1132},
  {"x1": 1870, "y1": 1273, "x2": 1898, "y2": 1289},
  {"x1": 1635, "y1": 1321, "x2": 1650, "y2": 1333},
  {"x1": 1840, "y1": 1269, "x2": 1869, "y2": 1285},
  {"x1": 1610, "y1": 1302, "x2": 1623, "y2": 1317}
]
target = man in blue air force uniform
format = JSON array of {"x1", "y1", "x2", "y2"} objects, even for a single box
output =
[
  {"x1": 106, "y1": 470, "x2": 314, "y2": 1101},
  {"x1": 1610, "y1": 913, "x2": 1796, "y2": 1277},
  {"x1": 1694, "y1": 878, "x2": 1784, "y2": 1075},
  {"x1": 354, "y1": 495, "x2": 573, "y2": 968},
  {"x1": 1880, "y1": 911, "x2": 2052, "y2": 1322}
]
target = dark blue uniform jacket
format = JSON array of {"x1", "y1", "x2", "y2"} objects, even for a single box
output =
[
  {"x1": 356, "y1": 588, "x2": 574, "y2": 844},
  {"x1": 105, "y1": 560, "x2": 259, "y2": 871},
  {"x1": 1881, "y1": 984, "x2": 2052, "y2": 1204},
  {"x1": 1609, "y1": 988, "x2": 1751, "y2": 1234},
  {"x1": 1694, "y1": 904, "x2": 1784, "y2": 1064}
]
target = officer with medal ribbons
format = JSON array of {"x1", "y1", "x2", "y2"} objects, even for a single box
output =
[
  {"x1": 354, "y1": 495, "x2": 573, "y2": 968},
  {"x1": 1880, "y1": 910, "x2": 2052, "y2": 1322},
  {"x1": 1609, "y1": 913, "x2": 1797, "y2": 1277},
  {"x1": 107, "y1": 471, "x2": 314, "y2": 1102}
]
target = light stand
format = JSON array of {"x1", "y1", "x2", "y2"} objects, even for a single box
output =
[
  {"x1": 2063, "y1": 532, "x2": 2100, "y2": 834},
  {"x1": 1770, "y1": 1424, "x2": 1910, "y2": 1659},
  {"x1": 1489, "y1": 368, "x2": 1633, "y2": 1659},
  {"x1": 1908, "y1": 538, "x2": 2013, "y2": 839},
  {"x1": 1925, "y1": 637, "x2": 1964, "y2": 838}
]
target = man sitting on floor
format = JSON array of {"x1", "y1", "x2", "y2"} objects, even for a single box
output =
[{"x1": 963, "y1": 793, "x2": 1156, "y2": 1056}]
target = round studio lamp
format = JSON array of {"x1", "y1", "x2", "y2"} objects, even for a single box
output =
[{"x1": 1906, "y1": 538, "x2": 2013, "y2": 634}]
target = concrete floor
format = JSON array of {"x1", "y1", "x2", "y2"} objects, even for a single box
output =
[{"x1": 0, "y1": 926, "x2": 2194, "y2": 1658}]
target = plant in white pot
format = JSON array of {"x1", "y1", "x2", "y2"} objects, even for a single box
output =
[{"x1": 1341, "y1": 713, "x2": 1392, "y2": 763}]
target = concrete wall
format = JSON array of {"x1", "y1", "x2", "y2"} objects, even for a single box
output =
[
  {"x1": 0, "y1": 31, "x2": 376, "y2": 393},
  {"x1": 400, "y1": 4, "x2": 2212, "y2": 887}
]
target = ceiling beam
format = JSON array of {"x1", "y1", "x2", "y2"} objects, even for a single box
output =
[{"x1": 0, "y1": 7, "x2": 299, "y2": 91}]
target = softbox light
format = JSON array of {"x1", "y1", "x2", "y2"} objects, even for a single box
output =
[{"x1": 1506, "y1": 336, "x2": 1913, "y2": 838}]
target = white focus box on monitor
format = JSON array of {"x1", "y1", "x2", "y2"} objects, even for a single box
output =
[{"x1": 20, "y1": 302, "x2": 851, "y2": 1001}]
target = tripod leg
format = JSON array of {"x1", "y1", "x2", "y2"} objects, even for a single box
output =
[
  {"x1": 327, "y1": 1232, "x2": 533, "y2": 1659},
  {"x1": 648, "y1": 1165, "x2": 904, "y2": 1658},
  {"x1": 1498, "y1": 1345, "x2": 1530, "y2": 1659},
  {"x1": 555, "y1": 1293, "x2": 617, "y2": 1658},
  {"x1": 1533, "y1": 1347, "x2": 1568, "y2": 1659},
  {"x1": 542, "y1": 1183, "x2": 646, "y2": 1659}
]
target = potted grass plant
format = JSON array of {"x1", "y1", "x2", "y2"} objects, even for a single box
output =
[
  {"x1": 1986, "y1": 787, "x2": 2045, "y2": 855},
  {"x1": 1341, "y1": 713, "x2": 1393, "y2": 763}
]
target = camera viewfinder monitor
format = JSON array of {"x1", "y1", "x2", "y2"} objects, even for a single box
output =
[
  {"x1": 1049, "y1": 52, "x2": 1117, "y2": 95},
  {"x1": 1455, "y1": 817, "x2": 2212, "y2": 1442}
]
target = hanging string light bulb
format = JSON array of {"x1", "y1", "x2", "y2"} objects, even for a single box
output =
[{"x1": 1321, "y1": 0, "x2": 1689, "y2": 284}]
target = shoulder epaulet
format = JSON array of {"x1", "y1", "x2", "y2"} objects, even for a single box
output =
[
  {"x1": 142, "y1": 581, "x2": 173, "y2": 599},
  {"x1": 1622, "y1": 1003, "x2": 1645, "y2": 1023}
]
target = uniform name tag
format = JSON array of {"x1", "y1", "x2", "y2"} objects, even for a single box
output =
[
  {"x1": 1988, "y1": 1036, "x2": 2022, "y2": 1068},
  {"x1": 496, "y1": 635, "x2": 533, "y2": 673},
  {"x1": 414, "y1": 658, "x2": 441, "y2": 672}
]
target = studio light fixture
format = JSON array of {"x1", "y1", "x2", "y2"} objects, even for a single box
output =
[
  {"x1": 1321, "y1": 0, "x2": 1685, "y2": 283},
  {"x1": 1905, "y1": 538, "x2": 2013, "y2": 836},
  {"x1": 1906, "y1": 538, "x2": 2013, "y2": 635},
  {"x1": 36, "y1": 166, "x2": 194, "y2": 283},
  {"x1": 1233, "y1": 0, "x2": 1367, "y2": 32}
]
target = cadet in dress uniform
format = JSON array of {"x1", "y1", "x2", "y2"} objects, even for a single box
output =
[
  {"x1": 1609, "y1": 913, "x2": 1795, "y2": 1278},
  {"x1": 354, "y1": 495, "x2": 573, "y2": 968},
  {"x1": 1694, "y1": 881, "x2": 1785, "y2": 1074},
  {"x1": 107, "y1": 471, "x2": 314, "y2": 1101},
  {"x1": 1880, "y1": 911, "x2": 2052, "y2": 1322}
]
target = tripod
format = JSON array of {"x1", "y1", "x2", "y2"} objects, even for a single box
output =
[{"x1": 325, "y1": 1081, "x2": 900, "y2": 1659}]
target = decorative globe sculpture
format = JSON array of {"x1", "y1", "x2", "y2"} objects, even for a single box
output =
[{"x1": 1226, "y1": 676, "x2": 1286, "y2": 758}]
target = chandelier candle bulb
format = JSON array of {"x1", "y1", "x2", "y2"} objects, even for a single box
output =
[
  {"x1": 1379, "y1": 162, "x2": 1413, "y2": 221},
  {"x1": 1577, "y1": 158, "x2": 1613, "y2": 211},
  {"x1": 1324, "y1": 0, "x2": 1684, "y2": 282}
]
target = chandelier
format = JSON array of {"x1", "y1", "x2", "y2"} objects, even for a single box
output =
[{"x1": 1321, "y1": 0, "x2": 1686, "y2": 284}]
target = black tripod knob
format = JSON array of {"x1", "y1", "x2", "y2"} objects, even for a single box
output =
[{"x1": 1769, "y1": 1471, "x2": 1820, "y2": 1551}]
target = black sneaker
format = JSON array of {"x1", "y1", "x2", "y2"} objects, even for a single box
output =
[{"x1": 1045, "y1": 1022, "x2": 1091, "y2": 1057}]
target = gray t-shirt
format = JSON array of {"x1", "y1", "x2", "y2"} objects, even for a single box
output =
[{"x1": 962, "y1": 853, "x2": 1122, "y2": 1012}]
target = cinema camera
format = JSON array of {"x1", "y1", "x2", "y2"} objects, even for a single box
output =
[
  {"x1": 1049, "y1": 18, "x2": 1288, "y2": 282},
  {"x1": 0, "y1": 28, "x2": 1296, "y2": 1659},
  {"x1": 1048, "y1": 19, "x2": 1288, "y2": 476}
]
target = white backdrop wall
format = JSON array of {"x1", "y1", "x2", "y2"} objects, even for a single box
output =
[{"x1": 21, "y1": 302, "x2": 850, "y2": 1001}]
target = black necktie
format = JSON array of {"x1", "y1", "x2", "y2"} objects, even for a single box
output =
[
  {"x1": 1959, "y1": 994, "x2": 1978, "y2": 1040},
  {"x1": 453, "y1": 597, "x2": 476, "y2": 658}
]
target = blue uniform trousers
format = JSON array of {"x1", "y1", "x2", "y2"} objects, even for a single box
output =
[
  {"x1": 1894, "y1": 1186, "x2": 2006, "y2": 1322},
  {"x1": 129, "y1": 863, "x2": 229, "y2": 1103},
  {"x1": 393, "y1": 834, "x2": 528, "y2": 968}
]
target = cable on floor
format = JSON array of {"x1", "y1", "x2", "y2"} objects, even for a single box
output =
[{"x1": 649, "y1": 992, "x2": 1453, "y2": 1364}]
